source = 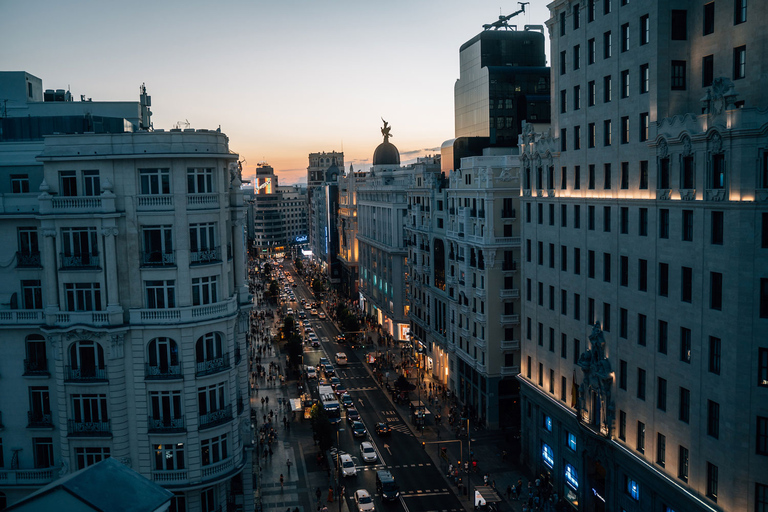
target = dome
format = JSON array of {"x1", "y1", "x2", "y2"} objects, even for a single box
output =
[{"x1": 373, "y1": 140, "x2": 400, "y2": 165}]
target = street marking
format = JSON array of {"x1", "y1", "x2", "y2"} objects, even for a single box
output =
[{"x1": 384, "y1": 444, "x2": 391, "y2": 455}]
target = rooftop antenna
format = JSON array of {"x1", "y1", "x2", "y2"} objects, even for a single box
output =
[{"x1": 483, "y1": 1, "x2": 528, "y2": 30}]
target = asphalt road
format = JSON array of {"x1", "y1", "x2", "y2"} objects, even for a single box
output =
[{"x1": 277, "y1": 263, "x2": 464, "y2": 512}]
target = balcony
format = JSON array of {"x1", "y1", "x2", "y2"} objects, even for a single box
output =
[
  {"x1": 202, "y1": 457, "x2": 235, "y2": 479},
  {"x1": 27, "y1": 412, "x2": 53, "y2": 429},
  {"x1": 475, "y1": 312, "x2": 487, "y2": 322},
  {"x1": 16, "y1": 251, "x2": 42, "y2": 268},
  {"x1": 137, "y1": 195, "x2": 174, "y2": 210},
  {"x1": 501, "y1": 209, "x2": 516, "y2": 219},
  {"x1": 191, "y1": 246, "x2": 221, "y2": 265},
  {"x1": 24, "y1": 358, "x2": 50, "y2": 377},
  {"x1": 500, "y1": 339, "x2": 520, "y2": 350},
  {"x1": 0, "y1": 467, "x2": 56, "y2": 486},
  {"x1": 196, "y1": 353, "x2": 231, "y2": 377},
  {"x1": 65, "y1": 365, "x2": 108, "y2": 383},
  {"x1": 130, "y1": 295, "x2": 238, "y2": 325},
  {"x1": 52, "y1": 311, "x2": 112, "y2": 327},
  {"x1": 199, "y1": 404, "x2": 233, "y2": 430},
  {"x1": 59, "y1": 253, "x2": 100, "y2": 270},
  {"x1": 152, "y1": 469, "x2": 188, "y2": 484},
  {"x1": 51, "y1": 196, "x2": 106, "y2": 210},
  {"x1": 499, "y1": 288, "x2": 520, "y2": 299},
  {"x1": 67, "y1": 419, "x2": 112, "y2": 437},
  {"x1": 0, "y1": 310, "x2": 44, "y2": 324},
  {"x1": 148, "y1": 416, "x2": 185, "y2": 433},
  {"x1": 187, "y1": 193, "x2": 220, "y2": 209},
  {"x1": 500, "y1": 365, "x2": 520, "y2": 376},
  {"x1": 145, "y1": 363, "x2": 182, "y2": 380},
  {"x1": 499, "y1": 314, "x2": 520, "y2": 325},
  {"x1": 501, "y1": 261, "x2": 518, "y2": 272},
  {"x1": 141, "y1": 251, "x2": 176, "y2": 267}
]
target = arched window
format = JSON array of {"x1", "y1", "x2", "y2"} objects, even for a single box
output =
[
  {"x1": 147, "y1": 338, "x2": 180, "y2": 377},
  {"x1": 68, "y1": 340, "x2": 105, "y2": 380},
  {"x1": 195, "y1": 333, "x2": 228, "y2": 376}
]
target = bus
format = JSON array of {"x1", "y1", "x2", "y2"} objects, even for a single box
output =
[{"x1": 319, "y1": 385, "x2": 341, "y2": 424}]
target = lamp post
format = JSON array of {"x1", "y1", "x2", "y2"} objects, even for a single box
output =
[
  {"x1": 467, "y1": 417, "x2": 472, "y2": 503},
  {"x1": 336, "y1": 427, "x2": 343, "y2": 512}
]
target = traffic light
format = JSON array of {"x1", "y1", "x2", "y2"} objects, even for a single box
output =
[{"x1": 422, "y1": 442, "x2": 426, "y2": 450}]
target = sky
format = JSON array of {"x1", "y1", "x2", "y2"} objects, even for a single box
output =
[{"x1": 0, "y1": 0, "x2": 550, "y2": 185}]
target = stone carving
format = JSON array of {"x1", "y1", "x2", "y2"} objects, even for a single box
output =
[
  {"x1": 118, "y1": 457, "x2": 132, "y2": 467},
  {"x1": 64, "y1": 328, "x2": 103, "y2": 343},
  {"x1": 523, "y1": 189, "x2": 532, "y2": 197},
  {"x1": 710, "y1": 131, "x2": 723, "y2": 154},
  {"x1": 577, "y1": 322, "x2": 615, "y2": 435},
  {"x1": 657, "y1": 189, "x2": 671, "y2": 200},
  {"x1": 101, "y1": 227, "x2": 118, "y2": 237},
  {"x1": 381, "y1": 118, "x2": 392, "y2": 142},
  {"x1": 100, "y1": 177, "x2": 115, "y2": 197},
  {"x1": 701, "y1": 77, "x2": 738, "y2": 116},
  {"x1": 59, "y1": 459, "x2": 70, "y2": 477},
  {"x1": 48, "y1": 335, "x2": 62, "y2": 361},
  {"x1": 536, "y1": 190, "x2": 543, "y2": 198},
  {"x1": 657, "y1": 138, "x2": 668, "y2": 159},
  {"x1": 110, "y1": 333, "x2": 125, "y2": 359},
  {"x1": 498, "y1": 167, "x2": 514, "y2": 182},
  {"x1": 681, "y1": 135, "x2": 692, "y2": 156},
  {"x1": 522, "y1": 121, "x2": 535, "y2": 144},
  {"x1": 706, "y1": 189, "x2": 726, "y2": 201},
  {"x1": 42, "y1": 228, "x2": 57, "y2": 238},
  {"x1": 486, "y1": 249, "x2": 496, "y2": 269},
  {"x1": 680, "y1": 189, "x2": 696, "y2": 201}
]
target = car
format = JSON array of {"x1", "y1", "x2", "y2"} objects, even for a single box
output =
[
  {"x1": 334, "y1": 384, "x2": 347, "y2": 397},
  {"x1": 335, "y1": 352, "x2": 348, "y2": 366},
  {"x1": 304, "y1": 326, "x2": 312, "y2": 334},
  {"x1": 330, "y1": 377, "x2": 341, "y2": 388},
  {"x1": 354, "y1": 489, "x2": 374, "y2": 512},
  {"x1": 319, "y1": 357, "x2": 330, "y2": 367},
  {"x1": 351, "y1": 421, "x2": 367, "y2": 438},
  {"x1": 376, "y1": 470, "x2": 399, "y2": 501},
  {"x1": 374, "y1": 422, "x2": 392, "y2": 436},
  {"x1": 292, "y1": 283, "x2": 298, "y2": 288},
  {"x1": 341, "y1": 394, "x2": 354, "y2": 408},
  {"x1": 340, "y1": 453, "x2": 357, "y2": 477},
  {"x1": 286, "y1": 307, "x2": 293, "y2": 315},
  {"x1": 299, "y1": 312, "x2": 306, "y2": 319},
  {"x1": 324, "y1": 365, "x2": 335, "y2": 377},
  {"x1": 306, "y1": 366, "x2": 317, "y2": 379},
  {"x1": 318, "y1": 311, "x2": 326, "y2": 319},
  {"x1": 334, "y1": 334, "x2": 346, "y2": 343},
  {"x1": 359, "y1": 442, "x2": 377, "y2": 463},
  {"x1": 310, "y1": 309, "x2": 318, "y2": 316},
  {"x1": 346, "y1": 408, "x2": 360, "y2": 422}
]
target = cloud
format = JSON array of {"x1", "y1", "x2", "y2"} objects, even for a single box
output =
[{"x1": 399, "y1": 147, "x2": 442, "y2": 156}]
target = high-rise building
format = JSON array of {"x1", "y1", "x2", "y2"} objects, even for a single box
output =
[
  {"x1": 518, "y1": 1, "x2": 768, "y2": 511},
  {"x1": 337, "y1": 165, "x2": 367, "y2": 299},
  {"x1": 0, "y1": 73, "x2": 252, "y2": 511},
  {"x1": 307, "y1": 151, "x2": 344, "y2": 276}
]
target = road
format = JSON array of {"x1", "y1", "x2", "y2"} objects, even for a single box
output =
[{"x1": 277, "y1": 262, "x2": 465, "y2": 512}]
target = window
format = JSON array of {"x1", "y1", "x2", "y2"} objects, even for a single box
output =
[
  {"x1": 640, "y1": 14, "x2": 649, "y2": 44},
  {"x1": 604, "y1": 206, "x2": 611, "y2": 230},
  {"x1": 32, "y1": 438, "x2": 54, "y2": 468},
  {"x1": 711, "y1": 211, "x2": 723, "y2": 245},
  {"x1": 671, "y1": 61, "x2": 687, "y2": 90},
  {"x1": 526, "y1": 278, "x2": 531, "y2": 301},
  {"x1": 560, "y1": 11, "x2": 566, "y2": 36},
  {"x1": 196, "y1": 333, "x2": 224, "y2": 367},
  {"x1": 678, "y1": 446, "x2": 689, "y2": 481},
  {"x1": 574, "y1": 248, "x2": 581, "y2": 275},
  {"x1": 706, "y1": 462, "x2": 718, "y2": 501},
  {"x1": 75, "y1": 447, "x2": 110, "y2": 470},
  {"x1": 603, "y1": 75, "x2": 612, "y2": 103},
  {"x1": 588, "y1": 38, "x2": 596, "y2": 64},
  {"x1": 639, "y1": 208, "x2": 648, "y2": 236},
  {"x1": 734, "y1": 0, "x2": 746, "y2": 24},
  {"x1": 659, "y1": 157, "x2": 671, "y2": 189},
  {"x1": 621, "y1": 23, "x2": 629, "y2": 52},
  {"x1": 11, "y1": 174, "x2": 30, "y2": 193},
  {"x1": 733, "y1": 45, "x2": 746, "y2": 80},
  {"x1": 574, "y1": 85, "x2": 581, "y2": 110},
  {"x1": 671, "y1": 10, "x2": 688, "y2": 40},
  {"x1": 682, "y1": 210, "x2": 693, "y2": 241},
  {"x1": 621, "y1": 162, "x2": 629, "y2": 189},
  {"x1": 560, "y1": 51, "x2": 567, "y2": 75},
  {"x1": 198, "y1": 382, "x2": 227, "y2": 421},
  {"x1": 201, "y1": 434, "x2": 229, "y2": 466},
  {"x1": 588, "y1": 124, "x2": 596, "y2": 149},
  {"x1": 573, "y1": 3, "x2": 581, "y2": 29},
  {"x1": 588, "y1": 80, "x2": 596, "y2": 106},
  {"x1": 712, "y1": 153, "x2": 725, "y2": 189},
  {"x1": 29, "y1": 387, "x2": 51, "y2": 427},
  {"x1": 565, "y1": 464, "x2": 579, "y2": 490},
  {"x1": 657, "y1": 433, "x2": 666, "y2": 466},
  {"x1": 192, "y1": 276, "x2": 218, "y2": 306},
  {"x1": 589, "y1": 165, "x2": 596, "y2": 192},
  {"x1": 560, "y1": 89, "x2": 567, "y2": 113},
  {"x1": 142, "y1": 225, "x2": 174, "y2": 265},
  {"x1": 61, "y1": 227, "x2": 99, "y2": 264},
  {"x1": 710, "y1": 272, "x2": 722, "y2": 310},
  {"x1": 604, "y1": 0, "x2": 611, "y2": 15},
  {"x1": 538, "y1": 242, "x2": 543, "y2": 266},
  {"x1": 187, "y1": 168, "x2": 214, "y2": 193},
  {"x1": 681, "y1": 266, "x2": 693, "y2": 303},
  {"x1": 708, "y1": 336, "x2": 721, "y2": 375},
  {"x1": 679, "y1": 387, "x2": 690, "y2": 423},
  {"x1": 64, "y1": 283, "x2": 102, "y2": 311},
  {"x1": 620, "y1": 308, "x2": 628, "y2": 338},
  {"x1": 526, "y1": 239, "x2": 531, "y2": 262},
  {"x1": 657, "y1": 377, "x2": 667, "y2": 410},
  {"x1": 640, "y1": 160, "x2": 649, "y2": 189},
  {"x1": 626, "y1": 476, "x2": 640, "y2": 500},
  {"x1": 638, "y1": 259, "x2": 648, "y2": 291},
  {"x1": 588, "y1": 0, "x2": 595, "y2": 22},
  {"x1": 604, "y1": 119, "x2": 612, "y2": 146},
  {"x1": 620, "y1": 256, "x2": 628, "y2": 286},
  {"x1": 574, "y1": 204, "x2": 581, "y2": 227},
  {"x1": 681, "y1": 327, "x2": 692, "y2": 363},
  {"x1": 603, "y1": 31, "x2": 612, "y2": 59},
  {"x1": 637, "y1": 368, "x2": 646, "y2": 400},
  {"x1": 619, "y1": 410, "x2": 626, "y2": 440},
  {"x1": 149, "y1": 389, "x2": 183, "y2": 428},
  {"x1": 573, "y1": 337, "x2": 581, "y2": 363},
  {"x1": 659, "y1": 209, "x2": 669, "y2": 238},
  {"x1": 620, "y1": 207, "x2": 628, "y2": 233},
  {"x1": 603, "y1": 253, "x2": 611, "y2": 282},
  {"x1": 562, "y1": 289, "x2": 568, "y2": 314},
  {"x1": 145, "y1": 280, "x2": 176, "y2": 309},
  {"x1": 659, "y1": 263, "x2": 669, "y2": 297},
  {"x1": 25, "y1": 336, "x2": 48, "y2": 375},
  {"x1": 707, "y1": 400, "x2": 720, "y2": 439},
  {"x1": 703, "y1": 2, "x2": 715, "y2": 35},
  {"x1": 22, "y1": 280, "x2": 43, "y2": 310},
  {"x1": 636, "y1": 421, "x2": 645, "y2": 452},
  {"x1": 538, "y1": 203, "x2": 543, "y2": 223},
  {"x1": 60, "y1": 170, "x2": 77, "y2": 196},
  {"x1": 757, "y1": 416, "x2": 768, "y2": 455},
  {"x1": 71, "y1": 393, "x2": 109, "y2": 425},
  {"x1": 567, "y1": 431, "x2": 577, "y2": 451},
  {"x1": 621, "y1": 116, "x2": 629, "y2": 143},
  {"x1": 702, "y1": 55, "x2": 714, "y2": 87},
  {"x1": 542, "y1": 443, "x2": 554, "y2": 468},
  {"x1": 201, "y1": 487, "x2": 216, "y2": 512},
  {"x1": 140, "y1": 168, "x2": 170, "y2": 195},
  {"x1": 573, "y1": 45, "x2": 581, "y2": 70},
  {"x1": 82, "y1": 170, "x2": 100, "y2": 196},
  {"x1": 154, "y1": 443, "x2": 185, "y2": 471},
  {"x1": 658, "y1": 320, "x2": 668, "y2": 354},
  {"x1": 588, "y1": 250, "x2": 595, "y2": 278},
  {"x1": 561, "y1": 129, "x2": 567, "y2": 151},
  {"x1": 619, "y1": 360, "x2": 627, "y2": 390},
  {"x1": 561, "y1": 169, "x2": 568, "y2": 192},
  {"x1": 682, "y1": 155, "x2": 695, "y2": 189}
]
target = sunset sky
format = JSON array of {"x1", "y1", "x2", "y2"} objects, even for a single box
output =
[{"x1": 1, "y1": 0, "x2": 550, "y2": 185}]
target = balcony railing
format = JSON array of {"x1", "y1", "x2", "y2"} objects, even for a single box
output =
[
  {"x1": 196, "y1": 353, "x2": 230, "y2": 377},
  {"x1": 24, "y1": 358, "x2": 50, "y2": 376},
  {"x1": 187, "y1": 193, "x2": 220, "y2": 209},
  {"x1": 152, "y1": 469, "x2": 188, "y2": 484},
  {"x1": 59, "y1": 253, "x2": 100, "y2": 269},
  {"x1": 130, "y1": 296, "x2": 238, "y2": 325},
  {"x1": 501, "y1": 209, "x2": 516, "y2": 219},
  {"x1": 16, "y1": 251, "x2": 42, "y2": 268},
  {"x1": 52, "y1": 196, "x2": 102, "y2": 209},
  {"x1": 201, "y1": 457, "x2": 235, "y2": 479},
  {"x1": 499, "y1": 288, "x2": 520, "y2": 299},
  {"x1": 500, "y1": 365, "x2": 520, "y2": 376},
  {"x1": 148, "y1": 416, "x2": 185, "y2": 433},
  {"x1": 0, "y1": 310, "x2": 44, "y2": 324},
  {"x1": 145, "y1": 363, "x2": 182, "y2": 380},
  {"x1": 65, "y1": 365, "x2": 108, "y2": 382},
  {"x1": 27, "y1": 412, "x2": 53, "y2": 428},
  {"x1": 500, "y1": 339, "x2": 520, "y2": 350},
  {"x1": 137, "y1": 195, "x2": 174, "y2": 209},
  {"x1": 499, "y1": 314, "x2": 520, "y2": 325},
  {"x1": 68, "y1": 419, "x2": 112, "y2": 437},
  {"x1": 0, "y1": 467, "x2": 56, "y2": 486},
  {"x1": 191, "y1": 246, "x2": 221, "y2": 265},
  {"x1": 141, "y1": 251, "x2": 175, "y2": 267},
  {"x1": 199, "y1": 404, "x2": 233, "y2": 430}
]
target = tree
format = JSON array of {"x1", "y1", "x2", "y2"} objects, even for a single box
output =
[
  {"x1": 394, "y1": 375, "x2": 416, "y2": 391},
  {"x1": 312, "y1": 278, "x2": 325, "y2": 295},
  {"x1": 263, "y1": 262, "x2": 273, "y2": 275},
  {"x1": 294, "y1": 259, "x2": 304, "y2": 273},
  {"x1": 267, "y1": 280, "x2": 280, "y2": 300},
  {"x1": 309, "y1": 404, "x2": 334, "y2": 453}
]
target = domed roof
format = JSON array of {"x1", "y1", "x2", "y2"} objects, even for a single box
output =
[
  {"x1": 373, "y1": 140, "x2": 400, "y2": 166},
  {"x1": 325, "y1": 158, "x2": 341, "y2": 181}
]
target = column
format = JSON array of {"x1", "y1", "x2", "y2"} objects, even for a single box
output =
[
  {"x1": 102, "y1": 227, "x2": 120, "y2": 311},
  {"x1": 42, "y1": 228, "x2": 59, "y2": 313},
  {"x1": 233, "y1": 216, "x2": 248, "y2": 303}
]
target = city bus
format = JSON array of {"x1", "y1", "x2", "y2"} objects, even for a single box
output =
[{"x1": 319, "y1": 384, "x2": 341, "y2": 424}]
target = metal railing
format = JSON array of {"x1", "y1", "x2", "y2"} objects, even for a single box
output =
[
  {"x1": 141, "y1": 251, "x2": 175, "y2": 267},
  {"x1": 24, "y1": 358, "x2": 49, "y2": 376},
  {"x1": 65, "y1": 365, "x2": 108, "y2": 382},
  {"x1": 67, "y1": 419, "x2": 112, "y2": 436},
  {"x1": 148, "y1": 416, "x2": 185, "y2": 433},
  {"x1": 190, "y1": 246, "x2": 221, "y2": 265},
  {"x1": 59, "y1": 253, "x2": 100, "y2": 269},
  {"x1": 145, "y1": 363, "x2": 182, "y2": 379},
  {"x1": 199, "y1": 404, "x2": 233, "y2": 430},
  {"x1": 16, "y1": 251, "x2": 42, "y2": 268},
  {"x1": 27, "y1": 412, "x2": 53, "y2": 428},
  {"x1": 196, "y1": 353, "x2": 230, "y2": 377}
]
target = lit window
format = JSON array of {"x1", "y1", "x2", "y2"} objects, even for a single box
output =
[
  {"x1": 542, "y1": 443, "x2": 554, "y2": 468},
  {"x1": 565, "y1": 464, "x2": 579, "y2": 490}
]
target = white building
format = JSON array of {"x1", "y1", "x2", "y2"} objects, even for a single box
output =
[
  {"x1": 518, "y1": 1, "x2": 768, "y2": 511},
  {"x1": 0, "y1": 73, "x2": 251, "y2": 512}
]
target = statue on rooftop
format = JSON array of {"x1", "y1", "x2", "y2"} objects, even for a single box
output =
[{"x1": 381, "y1": 118, "x2": 392, "y2": 142}]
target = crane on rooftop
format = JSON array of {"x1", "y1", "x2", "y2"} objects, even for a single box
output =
[{"x1": 483, "y1": 2, "x2": 529, "y2": 31}]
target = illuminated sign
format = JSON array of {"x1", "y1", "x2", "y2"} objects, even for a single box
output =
[
  {"x1": 295, "y1": 235, "x2": 308, "y2": 243},
  {"x1": 591, "y1": 488, "x2": 605, "y2": 503}
]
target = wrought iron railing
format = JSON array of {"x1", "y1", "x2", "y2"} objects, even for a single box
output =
[
  {"x1": 65, "y1": 365, "x2": 107, "y2": 382},
  {"x1": 16, "y1": 251, "x2": 42, "y2": 268},
  {"x1": 141, "y1": 251, "x2": 175, "y2": 267},
  {"x1": 23, "y1": 358, "x2": 49, "y2": 376},
  {"x1": 199, "y1": 404, "x2": 233, "y2": 430},
  {"x1": 59, "y1": 252, "x2": 100, "y2": 269},
  {"x1": 145, "y1": 363, "x2": 182, "y2": 379},
  {"x1": 190, "y1": 246, "x2": 221, "y2": 265},
  {"x1": 196, "y1": 353, "x2": 230, "y2": 377},
  {"x1": 148, "y1": 416, "x2": 185, "y2": 433},
  {"x1": 27, "y1": 412, "x2": 53, "y2": 428},
  {"x1": 67, "y1": 419, "x2": 111, "y2": 436}
]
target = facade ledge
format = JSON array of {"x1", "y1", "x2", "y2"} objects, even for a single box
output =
[
  {"x1": 500, "y1": 288, "x2": 520, "y2": 299},
  {"x1": 500, "y1": 339, "x2": 520, "y2": 350},
  {"x1": 499, "y1": 314, "x2": 520, "y2": 324},
  {"x1": 0, "y1": 310, "x2": 45, "y2": 326},
  {"x1": 500, "y1": 365, "x2": 520, "y2": 376},
  {"x1": 129, "y1": 295, "x2": 238, "y2": 325}
]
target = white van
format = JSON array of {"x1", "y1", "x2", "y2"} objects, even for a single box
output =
[{"x1": 335, "y1": 353, "x2": 348, "y2": 366}]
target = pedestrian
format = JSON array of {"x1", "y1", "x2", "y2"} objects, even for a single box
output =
[
  {"x1": 315, "y1": 487, "x2": 322, "y2": 503},
  {"x1": 327, "y1": 486, "x2": 334, "y2": 502},
  {"x1": 287, "y1": 457, "x2": 292, "y2": 472}
]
